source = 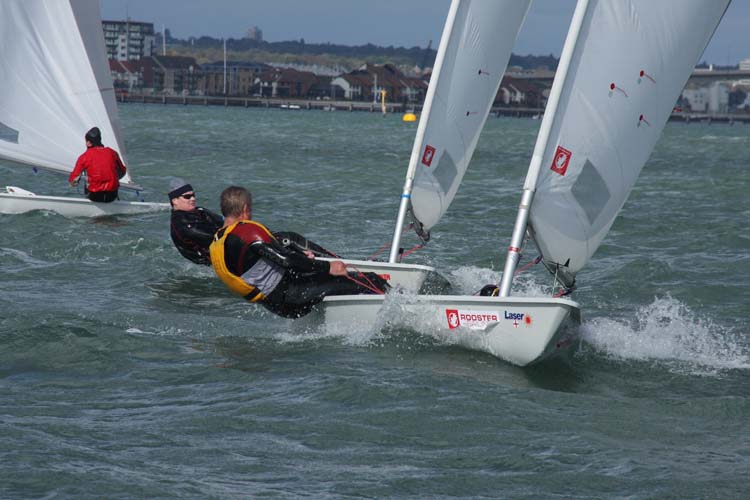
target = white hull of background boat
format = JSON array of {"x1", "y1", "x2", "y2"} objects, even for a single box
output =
[
  {"x1": 0, "y1": 187, "x2": 169, "y2": 217},
  {"x1": 0, "y1": 1, "x2": 164, "y2": 210},
  {"x1": 317, "y1": 294, "x2": 581, "y2": 366},
  {"x1": 318, "y1": 257, "x2": 443, "y2": 293}
]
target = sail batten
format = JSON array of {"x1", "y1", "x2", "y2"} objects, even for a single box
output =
[
  {"x1": 0, "y1": 0, "x2": 136, "y2": 188},
  {"x1": 528, "y1": 0, "x2": 731, "y2": 287}
]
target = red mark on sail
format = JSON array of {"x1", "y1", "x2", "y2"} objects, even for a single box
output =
[
  {"x1": 525, "y1": 315, "x2": 532, "y2": 326},
  {"x1": 639, "y1": 70, "x2": 656, "y2": 83},
  {"x1": 421, "y1": 144, "x2": 436, "y2": 167},
  {"x1": 638, "y1": 114, "x2": 651, "y2": 127},
  {"x1": 609, "y1": 82, "x2": 628, "y2": 97},
  {"x1": 550, "y1": 146, "x2": 572, "y2": 176}
]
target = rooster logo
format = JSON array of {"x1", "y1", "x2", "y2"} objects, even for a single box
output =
[
  {"x1": 446, "y1": 309, "x2": 460, "y2": 329},
  {"x1": 550, "y1": 145, "x2": 571, "y2": 175},
  {"x1": 422, "y1": 145, "x2": 436, "y2": 167}
]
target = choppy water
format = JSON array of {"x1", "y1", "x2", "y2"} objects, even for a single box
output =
[{"x1": 1, "y1": 105, "x2": 748, "y2": 498}]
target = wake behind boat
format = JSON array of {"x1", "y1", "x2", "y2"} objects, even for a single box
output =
[
  {"x1": 0, "y1": 0, "x2": 169, "y2": 217},
  {"x1": 314, "y1": 0, "x2": 731, "y2": 366}
]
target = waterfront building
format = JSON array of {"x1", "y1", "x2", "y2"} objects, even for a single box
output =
[
  {"x1": 331, "y1": 64, "x2": 424, "y2": 102},
  {"x1": 109, "y1": 59, "x2": 142, "y2": 94},
  {"x1": 131, "y1": 55, "x2": 201, "y2": 95},
  {"x1": 254, "y1": 68, "x2": 322, "y2": 98},
  {"x1": 201, "y1": 61, "x2": 271, "y2": 96},
  {"x1": 102, "y1": 20, "x2": 155, "y2": 61},
  {"x1": 682, "y1": 81, "x2": 730, "y2": 113},
  {"x1": 498, "y1": 76, "x2": 547, "y2": 108}
]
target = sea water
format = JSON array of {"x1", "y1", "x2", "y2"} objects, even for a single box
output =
[{"x1": 1, "y1": 105, "x2": 748, "y2": 498}]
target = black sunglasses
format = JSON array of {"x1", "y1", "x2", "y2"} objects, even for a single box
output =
[{"x1": 181, "y1": 193, "x2": 195, "y2": 199}]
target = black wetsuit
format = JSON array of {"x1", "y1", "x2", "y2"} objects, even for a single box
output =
[
  {"x1": 170, "y1": 207, "x2": 225, "y2": 265},
  {"x1": 216, "y1": 221, "x2": 388, "y2": 319},
  {"x1": 171, "y1": 207, "x2": 339, "y2": 266}
]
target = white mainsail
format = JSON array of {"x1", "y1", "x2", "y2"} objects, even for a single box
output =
[
  {"x1": 525, "y1": 0, "x2": 730, "y2": 288},
  {"x1": 0, "y1": 0, "x2": 137, "y2": 189},
  {"x1": 389, "y1": 0, "x2": 531, "y2": 262}
]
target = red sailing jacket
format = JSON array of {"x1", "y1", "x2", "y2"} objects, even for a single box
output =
[{"x1": 69, "y1": 146, "x2": 127, "y2": 193}]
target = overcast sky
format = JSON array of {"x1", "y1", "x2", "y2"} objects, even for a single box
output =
[{"x1": 101, "y1": 0, "x2": 749, "y2": 65}]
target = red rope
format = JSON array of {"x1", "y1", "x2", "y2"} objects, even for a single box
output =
[
  {"x1": 367, "y1": 242, "x2": 391, "y2": 260},
  {"x1": 366, "y1": 223, "x2": 417, "y2": 261},
  {"x1": 400, "y1": 244, "x2": 424, "y2": 259},
  {"x1": 514, "y1": 255, "x2": 542, "y2": 275},
  {"x1": 344, "y1": 265, "x2": 387, "y2": 294}
]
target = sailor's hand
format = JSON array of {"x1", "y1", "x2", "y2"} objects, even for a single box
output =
[
  {"x1": 70, "y1": 180, "x2": 79, "y2": 187},
  {"x1": 328, "y1": 260, "x2": 348, "y2": 276},
  {"x1": 304, "y1": 250, "x2": 315, "y2": 259}
]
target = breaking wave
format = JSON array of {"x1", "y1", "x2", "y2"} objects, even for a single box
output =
[{"x1": 580, "y1": 295, "x2": 750, "y2": 375}]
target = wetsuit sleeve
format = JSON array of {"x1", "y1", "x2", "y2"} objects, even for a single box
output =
[
  {"x1": 250, "y1": 240, "x2": 331, "y2": 274},
  {"x1": 204, "y1": 208, "x2": 224, "y2": 227}
]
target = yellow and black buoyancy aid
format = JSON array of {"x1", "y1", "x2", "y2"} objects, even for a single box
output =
[{"x1": 209, "y1": 220, "x2": 276, "y2": 303}]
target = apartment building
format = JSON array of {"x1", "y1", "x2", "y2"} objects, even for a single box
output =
[{"x1": 103, "y1": 19, "x2": 155, "y2": 61}]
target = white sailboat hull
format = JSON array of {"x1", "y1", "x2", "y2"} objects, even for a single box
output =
[
  {"x1": 318, "y1": 257, "x2": 443, "y2": 293},
  {"x1": 0, "y1": 189, "x2": 169, "y2": 217},
  {"x1": 318, "y1": 294, "x2": 581, "y2": 367}
]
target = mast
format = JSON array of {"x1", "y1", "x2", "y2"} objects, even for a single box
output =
[
  {"x1": 223, "y1": 38, "x2": 227, "y2": 95},
  {"x1": 498, "y1": 0, "x2": 590, "y2": 297},
  {"x1": 387, "y1": 0, "x2": 461, "y2": 263}
]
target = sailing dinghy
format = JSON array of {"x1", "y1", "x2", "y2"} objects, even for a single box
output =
[
  {"x1": 0, "y1": 0, "x2": 169, "y2": 217},
  {"x1": 320, "y1": 0, "x2": 731, "y2": 366},
  {"x1": 321, "y1": 0, "x2": 531, "y2": 292}
]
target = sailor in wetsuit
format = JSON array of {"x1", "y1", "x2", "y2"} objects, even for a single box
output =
[
  {"x1": 209, "y1": 185, "x2": 389, "y2": 318},
  {"x1": 169, "y1": 180, "x2": 224, "y2": 266},
  {"x1": 169, "y1": 179, "x2": 339, "y2": 266}
]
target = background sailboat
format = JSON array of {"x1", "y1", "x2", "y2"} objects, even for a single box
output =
[
  {"x1": 388, "y1": 0, "x2": 532, "y2": 262},
  {"x1": 322, "y1": 0, "x2": 531, "y2": 292},
  {"x1": 323, "y1": 0, "x2": 731, "y2": 367},
  {"x1": 0, "y1": 0, "x2": 168, "y2": 217}
]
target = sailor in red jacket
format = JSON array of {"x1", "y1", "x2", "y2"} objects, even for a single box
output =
[{"x1": 68, "y1": 126, "x2": 127, "y2": 203}]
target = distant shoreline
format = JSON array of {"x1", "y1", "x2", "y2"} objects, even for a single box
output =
[{"x1": 116, "y1": 93, "x2": 750, "y2": 123}]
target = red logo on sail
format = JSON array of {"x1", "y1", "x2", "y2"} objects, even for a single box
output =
[
  {"x1": 421, "y1": 145, "x2": 436, "y2": 167},
  {"x1": 551, "y1": 145, "x2": 571, "y2": 176}
]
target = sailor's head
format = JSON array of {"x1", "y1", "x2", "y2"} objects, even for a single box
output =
[
  {"x1": 220, "y1": 186, "x2": 252, "y2": 218},
  {"x1": 85, "y1": 127, "x2": 102, "y2": 147},
  {"x1": 168, "y1": 178, "x2": 195, "y2": 209}
]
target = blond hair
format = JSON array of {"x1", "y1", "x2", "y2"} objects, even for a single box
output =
[{"x1": 220, "y1": 186, "x2": 252, "y2": 217}]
